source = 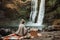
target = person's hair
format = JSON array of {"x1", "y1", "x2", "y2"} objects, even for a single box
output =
[
  {"x1": 20, "y1": 19, "x2": 25, "y2": 24},
  {"x1": 22, "y1": 21, "x2": 25, "y2": 24}
]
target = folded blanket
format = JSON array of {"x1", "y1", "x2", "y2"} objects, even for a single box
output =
[{"x1": 2, "y1": 31, "x2": 42, "y2": 40}]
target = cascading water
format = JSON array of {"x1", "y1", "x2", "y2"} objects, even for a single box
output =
[
  {"x1": 37, "y1": 0, "x2": 45, "y2": 25},
  {"x1": 30, "y1": 0, "x2": 38, "y2": 22},
  {"x1": 26, "y1": 0, "x2": 45, "y2": 30}
]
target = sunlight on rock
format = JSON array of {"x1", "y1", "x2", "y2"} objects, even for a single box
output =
[
  {"x1": 37, "y1": 33, "x2": 42, "y2": 37},
  {"x1": 5, "y1": 4, "x2": 17, "y2": 9}
]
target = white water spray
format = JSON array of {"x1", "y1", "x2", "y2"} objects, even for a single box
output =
[
  {"x1": 37, "y1": 0, "x2": 45, "y2": 25},
  {"x1": 26, "y1": 0, "x2": 45, "y2": 30},
  {"x1": 30, "y1": 0, "x2": 38, "y2": 22}
]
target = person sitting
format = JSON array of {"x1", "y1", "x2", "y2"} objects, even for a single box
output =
[{"x1": 15, "y1": 19, "x2": 28, "y2": 36}]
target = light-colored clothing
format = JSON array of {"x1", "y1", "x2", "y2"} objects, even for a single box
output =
[{"x1": 16, "y1": 24, "x2": 27, "y2": 36}]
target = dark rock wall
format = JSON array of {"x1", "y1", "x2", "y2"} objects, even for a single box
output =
[{"x1": 43, "y1": 0, "x2": 60, "y2": 25}]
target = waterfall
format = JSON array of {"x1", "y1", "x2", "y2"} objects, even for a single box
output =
[
  {"x1": 30, "y1": 0, "x2": 38, "y2": 22},
  {"x1": 26, "y1": 0, "x2": 45, "y2": 30},
  {"x1": 37, "y1": 0, "x2": 45, "y2": 25}
]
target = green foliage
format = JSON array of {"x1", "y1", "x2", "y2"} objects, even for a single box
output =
[
  {"x1": 1, "y1": 0, "x2": 31, "y2": 20},
  {"x1": 21, "y1": 0, "x2": 26, "y2": 2}
]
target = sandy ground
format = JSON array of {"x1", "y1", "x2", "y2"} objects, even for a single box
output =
[{"x1": 22, "y1": 31, "x2": 60, "y2": 40}]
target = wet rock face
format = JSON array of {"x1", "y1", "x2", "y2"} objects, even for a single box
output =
[{"x1": 44, "y1": 0, "x2": 60, "y2": 25}]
